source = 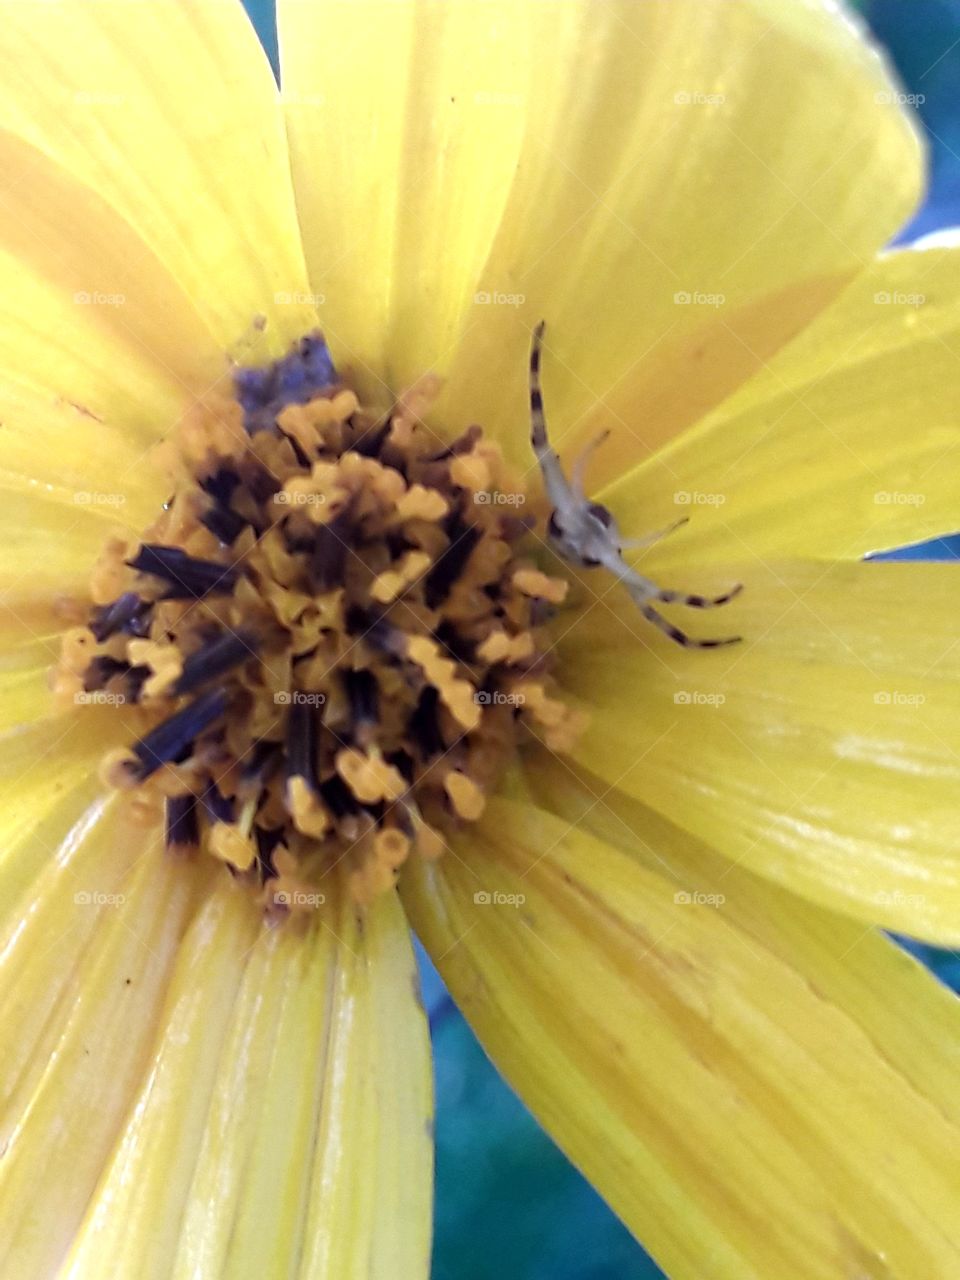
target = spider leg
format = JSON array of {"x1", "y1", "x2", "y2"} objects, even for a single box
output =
[
  {"x1": 529, "y1": 321, "x2": 574, "y2": 512},
  {"x1": 620, "y1": 516, "x2": 689, "y2": 552},
  {"x1": 632, "y1": 594, "x2": 742, "y2": 648},
  {"x1": 570, "y1": 429, "x2": 611, "y2": 499},
  {"x1": 618, "y1": 569, "x2": 741, "y2": 646},
  {"x1": 653, "y1": 582, "x2": 743, "y2": 609}
]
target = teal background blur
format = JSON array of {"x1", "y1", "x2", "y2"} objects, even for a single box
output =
[{"x1": 244, "y1": 3, "x2": 960, "y2": 1276}]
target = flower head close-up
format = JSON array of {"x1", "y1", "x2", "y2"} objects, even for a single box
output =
[{"x1": 3, "y1": 1, "x2": 960, "y2": 1277}]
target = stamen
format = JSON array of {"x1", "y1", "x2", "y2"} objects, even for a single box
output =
[
  {"x1": 166, "y1": 794, "x2": 199, "y2": 854},
  {"x1": 171, "y1": 630, "x2": 258, "y2": 696},
  {"x1": 89, "y1": 591, "x2": 151, "y2": 642},
  {"x1": 127, "y1": 544, "x2": 237, "y2": 599},
  {"x1": 128, "y1": 687, "x2": 229, "y2": 780},
  {"x1": 62, "y1": 330, "x2": 583, "y2": 916}
]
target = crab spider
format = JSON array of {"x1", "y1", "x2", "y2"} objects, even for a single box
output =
[{"x1": 529, "y1": 321, "x2": 742, "y2": 649}]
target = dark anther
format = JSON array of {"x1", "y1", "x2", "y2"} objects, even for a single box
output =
[
  {"x1": 130, "y1": 687, "x2": 229, "y2": 779},
  {"x1": 127, "y1": 544, "x2": 237, "y2": 599},
  {"x1": 427, "y1": 424, "x2": 482, "y2": 461},
  {"x1": 89, "y1": 591, "x2": 151, "y2": 642},
  {"x1": 347, "y1": 607, "x2": 402, "y2": 656},
  {"x1": 286, "y1": 696, "x2": 320, "y2": 784},
  {"x1": 200, "y1": 782, "x2": 234, "y2": 826},
  {"x1": 408, "y1": 686, "x2": 446, "y2": 758},
  {"x1": 310, "y1": 517, "x2": 349, "y2": 591},
  {"x1": 320, "y1": 773, "x2": 361, "y2": 818},
  {"x1": 343, "y1": 668, "x2": 379, "y2": 731},
  {"x1": 388, "y1": 748, "x2": 416, "y2": 786},
  {"x1": 424, "y1": 520, "x2": 482, "y2": 608},
  {"x1": 165, "y1": 794, "x2": 199, "y2": 851},
  {"x1": 199, "y1": 473, "x2": 247, "y2": 545},
  {"x1": 349, "y1": 419, "x2": 391, "y2": 458},
  {"x1": 171, "y1": 629, "x2": 258, "y2": 697},
  {"x1": 433, "y1": 620, "x2": 475, "y2": 666},
  {"x1": 254, "y1": 825, "x2": 284, "y2": 881},
  {"x1": 240, "y1": 739, "x2": 283, "y2": 785},
  {"x1": 200, "y1": 466, "x2": 239, "y2": 507},
  {"x1": 245, "y1": 465, "x2": 282, "y2": 506},
  {"x1": 83, "y1": 654, "x2": 131, "y2": 692}
]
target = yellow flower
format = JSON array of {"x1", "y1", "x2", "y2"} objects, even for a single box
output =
[{"x1": 0, "y1": 1, "x2": 959, "y2": 1278}]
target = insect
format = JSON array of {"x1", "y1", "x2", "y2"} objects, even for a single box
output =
[{"x1": 529, "y1": 321, "x2": 742, "y2": 648}]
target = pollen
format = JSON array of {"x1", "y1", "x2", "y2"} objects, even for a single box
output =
[{"x1": 56, "y1": 332, "x2": 583, "y2": 917}]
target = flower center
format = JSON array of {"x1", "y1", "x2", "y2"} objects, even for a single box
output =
[{"x1": 55, "y1": 334, "x2": 582, "y2": 914}]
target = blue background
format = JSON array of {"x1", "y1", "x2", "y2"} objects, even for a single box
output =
[{"x1": 244, "y1": 3, "x2": 960, "y2": 1275}]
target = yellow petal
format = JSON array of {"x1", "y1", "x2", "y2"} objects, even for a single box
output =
[
  {"x1": 0, "y1": 489, "x2": 136, "y2": 606},
  {"x1": 0, "y1": 816, "x2": 433, "y2": 1280},
  {"x1": 602, "y1": 244, "x2": 960, "y2": 564},
  {"x1": 402, "y1": 792, "x2": 960, "y2": 1280},
  {"x1": 0, "y1": 0, "x2": 317, "y2": 354},
  {"x1": 281, "y1": 0, "x2": 922, "y2": 469},
  {"x1": 559, "y1": 558, "x2": 960, "y2": 942},
  {"x1": 0, "y1": 132, "x2": 212, "y2": 513},
  {"x1": 168, "y1": 888, "x2": 432, "y2": 1280},
  {"x1": 0, "y1": 824, "x2": 212, "y2": 1276},
  {"x1": 0, "y1": 728, "x2": 118, "y2": 934}
]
